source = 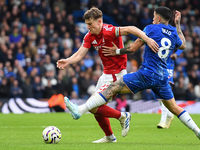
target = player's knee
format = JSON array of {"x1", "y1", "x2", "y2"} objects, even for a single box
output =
[
  {"x1": 109, "y1": 82, "x2": 117, "y2": 89},
  {"x1": 110, "y1": 81, "x2": 123, "y2": 93}
]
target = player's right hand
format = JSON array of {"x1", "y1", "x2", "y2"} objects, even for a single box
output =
[{"x1": 56, "y1": 59, "x2": 69, "y2": 70}]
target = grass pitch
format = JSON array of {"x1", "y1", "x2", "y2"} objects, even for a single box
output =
[{"x1": 0, "y1": 113, "x2": 200, "y2": 150}]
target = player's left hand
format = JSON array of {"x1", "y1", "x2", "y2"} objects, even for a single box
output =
[
  {"x1": 146, "y1": 38, "x2": 159, "y2": 53},
  {"x1": 175, "y1": 10, "x2": 181, "y2": 25},
  {"x1": 102, "y1": 42, "x2": 118, "y2": 56},
  {"x1": 56, "y1": 58, "x2": 69, "y2": 70},
  {"x1": 170, "y1": 53, "x2": 178, "y2": 60}
]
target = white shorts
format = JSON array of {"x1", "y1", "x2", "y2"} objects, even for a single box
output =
[{"x1": 95, "y1": 69, "x2": 127, "y2": 94}]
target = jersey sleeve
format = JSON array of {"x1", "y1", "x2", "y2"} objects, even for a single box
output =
[
  {"x1": 81, "y1": 32, "x2": 91, "y2": 49},
  {"x1": 143, "y1": 25, "x2": 153, "y2": 36},
  {"x1": 175, "y1": 49, "x2": 183, "y2": 56},
  {"x1": 104, "y1": 24, "x2": 120, "y2": 39},
  {"x1": 143, "y1": 27, "x2": 147, "y2": 34}
]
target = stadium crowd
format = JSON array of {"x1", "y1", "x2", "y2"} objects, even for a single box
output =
[{"x1": 0, "y1": 0, "x2": 199, "y2": 101}]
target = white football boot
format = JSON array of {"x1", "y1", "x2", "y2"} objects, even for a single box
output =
[
  {"x1": 157, "y1": 115, "x2": 174, "y2": 129},
  {"x1": 165, "y1": 114, "x2": 174, "y2": 129},
  {"x1": 119, "y1": 112, "x2": 131, "y2": 137},
  {"x1": 157, "y1": 121, "x2": 166, "y2": 129},
  {"x1": 92, "y1": 136, "x2": 117, "y2": 143},
  {"x1": 64, "y1": 97, "x2": 81, "y2": 120}
]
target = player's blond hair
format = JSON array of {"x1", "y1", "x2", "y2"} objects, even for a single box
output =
[{"x1": 83, "y1": 7, "x2": 103, "y2": 20}]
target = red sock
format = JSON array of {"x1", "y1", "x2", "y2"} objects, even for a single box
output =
[
  {"x1": 95, "y1": 115, "x2": 113, "y2": 136},
  {"x1": 95, "y1": 105, "x2": 121, "y2": 119}
]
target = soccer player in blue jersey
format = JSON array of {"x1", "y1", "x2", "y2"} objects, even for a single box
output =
[{"x1": 64, "y1": 6, "x2": 200, "y2": 140}]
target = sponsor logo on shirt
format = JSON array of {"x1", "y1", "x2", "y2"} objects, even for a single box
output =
[{"x1": 92, "y1": 40, "x2": 97, "y2": 45}]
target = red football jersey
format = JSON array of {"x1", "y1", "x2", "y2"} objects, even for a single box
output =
[{"x1": 82, "y1": 24, "x2": 127, "y2": 74}]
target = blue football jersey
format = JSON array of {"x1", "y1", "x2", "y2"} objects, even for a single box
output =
[{"x1": 139, "y1": 24, "x2": 182, "y2": 80}]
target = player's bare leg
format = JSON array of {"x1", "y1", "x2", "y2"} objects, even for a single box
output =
[{"x1": 162, "y1": 98, "x2": 200, "y2": 139}]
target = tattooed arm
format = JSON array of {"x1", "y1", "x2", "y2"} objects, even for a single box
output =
[
  {"x1": 120, "y1": 38, "x2": 145, "y2": 54},
  {"x1": 102, "y1": 38, "x2": 145, "y2": 56},
  {"x1": 175, "y1": 10, "x2": 186, "y2": 50}
]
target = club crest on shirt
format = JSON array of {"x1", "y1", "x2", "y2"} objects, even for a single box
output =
[
  {"x1": 94, "y1": 45, "x2": 101, "y2": 51},
  {"x1": 103, "y1": 25, "x2": 113, "y2": 31}
]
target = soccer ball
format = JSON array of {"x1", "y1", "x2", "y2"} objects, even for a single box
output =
[{"x1": 42, "y1": 126, "x2": 61, "y2": 144}]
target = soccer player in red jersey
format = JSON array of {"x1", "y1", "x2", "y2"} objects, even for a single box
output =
[{"x1": 57, "y1": 7, "x2": 158, "y2": 143}]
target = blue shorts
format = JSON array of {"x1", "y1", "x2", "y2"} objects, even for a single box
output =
[
  {"x1": 153, "y1": 69, "x2": 174, "y2": 99},
  {"x1": 123, "y1": 71, "x2": 174, "y2": 100}
]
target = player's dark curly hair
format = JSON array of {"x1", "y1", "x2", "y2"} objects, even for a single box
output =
[
  {"x1": 155, "y1": 6, "x2": 172, "y2": 21},
  {"x1": 83, "y1": 7, "x2": 103, "y2": 20}
]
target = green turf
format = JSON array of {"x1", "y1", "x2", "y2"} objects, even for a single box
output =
[{"x1": 0, "y1": 113, "x2": 200, "y2": 150}]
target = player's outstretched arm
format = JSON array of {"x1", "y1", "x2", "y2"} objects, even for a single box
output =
[
  {"x1": 175, "y1": 10, "x2": 186, "y2": 50},
  {"x1": 57, "y1": 46, "x2": 88, "y2": 69},
  {"x1": 119, "y1": 26, "x2": 159, "y2": 52},
  {"x1": 102, "y1": 38, "x2": 144, "y2": 56}
]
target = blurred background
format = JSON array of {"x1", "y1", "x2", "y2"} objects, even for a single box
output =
[{"x1": 0, "y1": 0, "x2": 199, "y2": 113}]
